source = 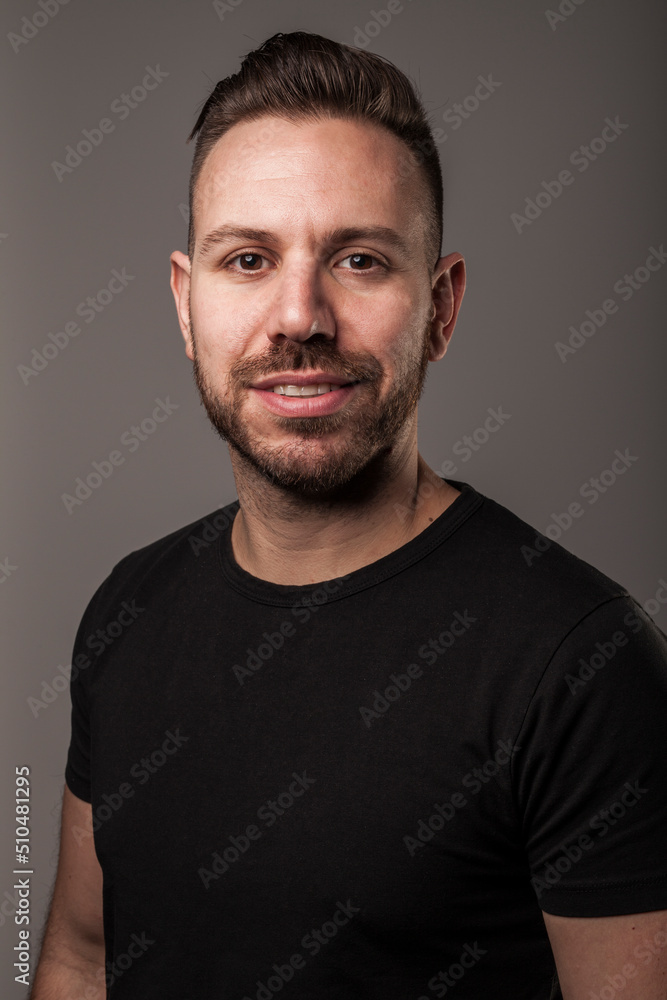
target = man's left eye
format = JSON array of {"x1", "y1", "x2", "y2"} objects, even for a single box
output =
[{"x1": 338, "y1": 254, "x2": 382, "y2": 271}]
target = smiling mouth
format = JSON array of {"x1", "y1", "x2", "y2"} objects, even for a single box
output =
[{"x1": 271, "y1": 382, "x2": 359, "y2": 397}]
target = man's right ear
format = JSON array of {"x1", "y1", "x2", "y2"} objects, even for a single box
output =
[{"x1": 169, "y1": 251, "x2": 193, "y2": 360}]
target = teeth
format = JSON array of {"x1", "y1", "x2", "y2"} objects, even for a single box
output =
[{"x1": 272, "y1": 383, "x2": 337, "y2": 396}]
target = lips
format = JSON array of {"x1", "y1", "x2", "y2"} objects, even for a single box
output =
[
  {"x1": 251, "y1": 372, "x2": 354, "y2": 390},
  {"x1": 250, "y1": 379, "x2": 360, "y2": 417},
  {"x1": 272, "y1": 382, "x2": 359, "y2": 396}
]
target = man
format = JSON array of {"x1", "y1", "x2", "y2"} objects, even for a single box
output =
[{"x1": 31, "y1": 31, "x2": 667, "y2": 999}]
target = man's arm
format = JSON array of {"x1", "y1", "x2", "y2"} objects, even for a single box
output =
[
  {"x1": 544, "y1": 910, "x2": 667, "y2": 999},
  {"x1": 30, "y1": 785, "x2": 105, "y2": 999}
]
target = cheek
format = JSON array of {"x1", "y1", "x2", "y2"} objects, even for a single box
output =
[
  {"x1": 357, "y1": 299, "x2": 427, "y2": 370},
  {"x1": 190, "y1": 279, "x2": 257, "y2": 359}
]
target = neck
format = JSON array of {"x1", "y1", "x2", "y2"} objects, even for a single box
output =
[{"x1": 229, "y1": 428, "x2": 460, "y2": 585}]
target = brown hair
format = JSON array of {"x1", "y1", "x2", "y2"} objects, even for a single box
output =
[{"x1": 186, "y1": 31, "x2": 443, "y2": 265}]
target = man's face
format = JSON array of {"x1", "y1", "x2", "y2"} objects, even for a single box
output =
[{"x1": 173, "y1": 114, "x2": 454, "y2": 497}]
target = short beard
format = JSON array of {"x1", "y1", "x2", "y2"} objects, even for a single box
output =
[{"x1": 190, "y1": 326, "x2": 431, "y2": 500}]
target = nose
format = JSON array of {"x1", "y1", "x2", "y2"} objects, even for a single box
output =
[{"x1": 265, "y1": 260, "x2": 335, "y2": 345}]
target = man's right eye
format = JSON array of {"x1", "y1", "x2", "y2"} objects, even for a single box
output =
[{"x1": 224, "y1": 253, "x2": 268, "y2": 272}]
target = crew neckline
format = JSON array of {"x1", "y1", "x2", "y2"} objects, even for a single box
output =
[{"x1": 217, "y1": 479, "x2": 484, "y2": 607}]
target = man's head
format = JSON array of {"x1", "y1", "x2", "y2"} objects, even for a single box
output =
[
  {"x1": 170, "y1": 32, "x2": 465, "y2": 500},
  {"x1": 186, "y1": 31, "x2": 444, "y2": 268}
]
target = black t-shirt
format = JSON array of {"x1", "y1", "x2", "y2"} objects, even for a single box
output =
[{"x1": 65, "y1": 480, "x2": 667, "y2": 999}]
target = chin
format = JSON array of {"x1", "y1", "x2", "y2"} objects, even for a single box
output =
[{"x1": 232, "y1": 435, "x2": 397, "y2": 500}]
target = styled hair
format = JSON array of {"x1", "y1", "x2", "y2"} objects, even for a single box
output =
[{"x1": 186, "y1": 31, "x2": 443, "y2": 265}]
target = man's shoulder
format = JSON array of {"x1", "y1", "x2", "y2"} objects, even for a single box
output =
[
  {"x1": 118, "y1": 500, "x2": 238, "y2": 570},
  {"x1": 450, "y1": 482, "x2": 630, "y2": 619},
  {"x1": 80, "y1": 500, "x2": 238, "y2": 626}
]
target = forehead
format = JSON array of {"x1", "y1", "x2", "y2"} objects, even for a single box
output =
[{"x1": 193, "y1": 115, "x2": 428, "y2": 247}]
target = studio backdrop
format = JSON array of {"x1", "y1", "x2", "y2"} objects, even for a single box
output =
[{"x1": 2, "y1": 0, "x2": 666, "y2": 990}]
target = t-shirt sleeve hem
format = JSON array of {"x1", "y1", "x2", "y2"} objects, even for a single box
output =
[
  {"x1": 538, "y1": 875, "x2": 667, "y2": 918},
  {"x1": 65, "y1": 765, "x2": 92, "y2": 804}
]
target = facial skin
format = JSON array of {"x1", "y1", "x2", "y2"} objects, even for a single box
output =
[{"x1": 170, "y1": 114, "x2": 465, "y2": 504}]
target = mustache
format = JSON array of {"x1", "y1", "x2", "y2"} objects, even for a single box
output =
[{"x1": 228, "y1": 339, "x2": 384, "y2": 387}]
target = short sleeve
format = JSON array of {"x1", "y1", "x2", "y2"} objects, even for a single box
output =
[
  {"x1": 65, "y1": 667, "x2": 92, "y2": 800},
  {"x1": 64, "y1": 566, "x2": 126, "y2": 803},
  {"x1": 513, "y1": 595, "x2": 667, "y2": 917}
]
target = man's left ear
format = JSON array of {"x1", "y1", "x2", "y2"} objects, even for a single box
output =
[{"x1": 428, "y1": 252, "x2": 466, "y2": 361}]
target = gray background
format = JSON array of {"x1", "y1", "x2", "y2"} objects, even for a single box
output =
[{"x1": 2, "y1": 0, "x2": 665, "y2": 989}]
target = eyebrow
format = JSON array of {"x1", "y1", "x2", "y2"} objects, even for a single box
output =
[{"x1": 196, "y1": 224, "x2": 414, "y2": 262}]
